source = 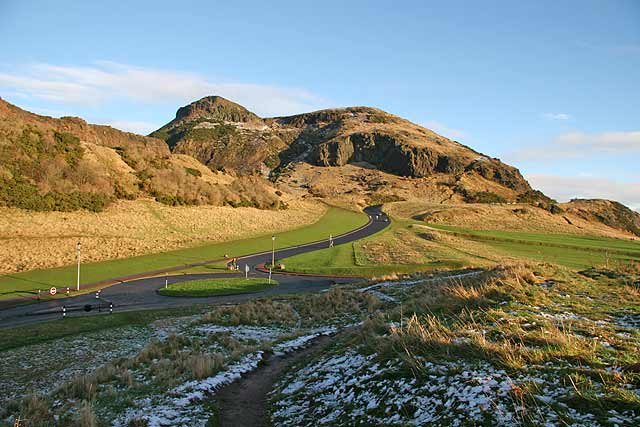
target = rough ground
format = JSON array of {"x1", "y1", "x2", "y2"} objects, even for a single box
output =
[{"x1": 215, "y1": 334, "x2": 333, "y2": 427}]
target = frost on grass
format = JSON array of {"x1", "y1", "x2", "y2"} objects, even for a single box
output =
[
  {"x1": 115, "y1": 329, "x2": 336, "y2": 427},
  {"x1": 272, "y1": 265, "x2": 640, "y2": 426},
  {"x1": 115, "y1": 352, "x2": 264, "y2": 427},
  {"x1": 0, "y1": 325, "x2": 151, "y2": 409},
  {"x1": 272, "y1": 348, "x2": 638, "y2": 426}
]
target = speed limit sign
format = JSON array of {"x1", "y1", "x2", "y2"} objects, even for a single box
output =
[{"x1": 49, "y1": 287, "x2": 57, "y2": 296}]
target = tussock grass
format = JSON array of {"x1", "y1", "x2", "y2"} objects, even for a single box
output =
[
  {"x1": 77, "y1": 400, "x2": 97, "y2": 427},
  {"x1": 203, "y1": 300, "x2": 298, "y2": 326},
  {"x1": 186, "y1": 353, "x2": 224, "y2": 380}
]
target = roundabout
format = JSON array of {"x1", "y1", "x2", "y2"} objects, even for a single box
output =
[{"x1": 0, "y1": 206, "x2": 389, "y2": 328}]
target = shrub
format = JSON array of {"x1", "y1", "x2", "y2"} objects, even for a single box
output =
[
  {"x1": 114, "y1": 147, "x2": 138, "y2": 169},
  {"x1": 465, "y1": 191, "x2": 506, "y2": 204},
  {"x1": 184, "y1": 167, "x2": 202, "y2": 177},
  {"x1": 0, "y1": 177, "x2": 110, "y2": 212},
  {"x1": 53, "y1": 131, "x2": 84, "y2": 166}
]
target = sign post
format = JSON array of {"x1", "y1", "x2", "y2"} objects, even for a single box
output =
[
  {"x1": 49, "y1": 287, "x2": 57, "y2": 296},
  {"x1": 271, "y1": 235, "x2": 276, "y2": 269},
  {"x1": 76, "y1": 241, "x2": 81, "y2": 291}
]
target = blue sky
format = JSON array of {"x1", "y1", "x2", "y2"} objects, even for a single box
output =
[{"x1": 1, "y1": 0, "x2": 638, "y2": 209}]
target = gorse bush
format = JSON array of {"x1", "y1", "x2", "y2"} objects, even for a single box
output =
[{"x1": 0, "y1": 177, "x2": 110, "y2": 212}]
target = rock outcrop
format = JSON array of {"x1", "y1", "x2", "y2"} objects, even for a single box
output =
[{"x1": 152, "y1": 97, "x2": 532, "y2": 196}]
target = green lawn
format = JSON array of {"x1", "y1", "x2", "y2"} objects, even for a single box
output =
[
  {"x1": 428, "y1": 224, "x2": 640, "y2": 255},
  {"x1": 280, "y1": 220, "x2": 464, "y2": 277},
  {"x1": 426, "y1": 223, "x2": 640, "y2": 270},
  {"x1": 0, "y1": 207, "x2": 367, "y2": 300},
  {"x1": 158, "y1": 277, "x2": 276, "y2": 297},
  {"x1": 280, "y1": 216, "x2": 640, "y2": 275},
  {"x1": 480, "y1": 239, "x2": 640, "y2": 270}
]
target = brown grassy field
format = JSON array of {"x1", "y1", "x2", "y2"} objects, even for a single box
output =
[{"x1": 0, "y1": 199, "x2": 325, "y2": 274}]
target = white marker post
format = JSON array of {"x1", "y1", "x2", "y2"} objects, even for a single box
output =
[
  {"x1": 245, "y1": 264, "x2": 250, "y2": 279},
  {"x1": 165, "y1": 273, "x2": 168, "y2": 289},
  {"x1": 271, "y1": 235, "x2": 276, "y2": 269},
  {"x1": 268, "y1": 268, "x2": 272, "y2": 285},
  {"x1": 76, "y1": 241, "x2": 81, "y2": 291}
]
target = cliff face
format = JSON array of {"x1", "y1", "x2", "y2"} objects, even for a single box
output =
[
  {"x1": 310, "y1": 132, "x2": 529, "y2": 192},
  {"x1": 152, "y1": 98, "x2": 532, "y2": 195}
]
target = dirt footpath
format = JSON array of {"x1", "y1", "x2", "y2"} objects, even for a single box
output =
[{"x1": 214, "y1": 335, "x2": 334, "y2": 427}]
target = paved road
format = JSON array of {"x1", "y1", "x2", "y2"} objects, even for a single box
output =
[{"x1": 0, "y1": 206, "x2": 390, "y2": 328}]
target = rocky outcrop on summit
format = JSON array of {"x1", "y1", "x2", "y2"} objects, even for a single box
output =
[
  {"x1": 152, "y1": 97, "x2": 532, "y2": 196},
  {"x1": 174, "y1": 96, "x2": 262, "y2": 125}
]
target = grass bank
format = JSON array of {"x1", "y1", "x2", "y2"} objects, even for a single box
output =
[
  {"x1": 428, "y1": 223, "x2": 640, "y2": 269},
  {"x1": 158, "y1": 277, "x2": 276, "y2": 297},
  {"x1": 0, "y1": 306, "x2": 204, "y2": 351},
  {"x1": 280, "y1": 219, "x2": 466, "y2": 277},
  {"x1": 0, "y1": 206, "x2": 367, "y2": 300}
]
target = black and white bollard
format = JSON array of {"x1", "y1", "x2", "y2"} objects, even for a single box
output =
[
  {"x1": 62, "y1": 305, "x2": 66, "y2": 319},
  {"x1": 109, "y1": 302, "x2": 113, "y2": 314},
  {"x1": 66, "y1": 287, "x2": 70, "y2": 296}
]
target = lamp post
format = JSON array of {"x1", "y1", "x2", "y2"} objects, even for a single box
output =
[
  {"x1": 271, "y1": 235, "x2": 276, "y2": 268},
  {"x1": 76, "y1": 241, "x2": 81, "y2": 291}
]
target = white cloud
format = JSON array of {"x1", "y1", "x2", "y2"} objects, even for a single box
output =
[
  {"x1": 423, "y1": 120, "x2": 466, "y2": 139},
  {"x1": 542, "y1": 113, "x2": 571, "y2": 120},
  {"x1": 0, "y1": 61, "x2": 328, "y2": 117},
  {"x1": 103, "y1": 120, "x2": 160, "y2": 135},
  {"x1": 526, "y1": 174, "x2": 640, "y2": 212},
  {"x1": 555, "y1": 131, "x2": 640, "y2": 152},
  {"x1": 509, "y1": 130, "x2": 640, "y2": 162}
]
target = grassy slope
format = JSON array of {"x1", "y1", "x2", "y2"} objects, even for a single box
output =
[
  {"x1": 0, "y1": 306, "x2": 205, "y2": 351},
  {"x1": 429, "y1": 224, "x2": 640, "y2": 253},
  {"x1": 281, "y1": 219, "x2": 465, "y2": 276},
  {"x1": 157, "y1": 278, "x2": 276, "y2": 297},
  {"x1": 428, "y1": 223, "x2": 640, "y2": 270},
  {"x1": 0, "y1": 207, "x2": 367, "y2": 299},
  {"x1": 281, "y1": 214, "x2": 640, "y2": 275}
]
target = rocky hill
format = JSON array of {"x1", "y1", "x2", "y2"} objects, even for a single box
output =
[
  {"x1": 561, "y1": 199, "x2": 640, "y2": 237},
  {"x1": 0, "y1": 98, "x2": 283, "y2": 212},
  {"x1": 151, "y1": 96, "x2": 533, "y2": 203}
]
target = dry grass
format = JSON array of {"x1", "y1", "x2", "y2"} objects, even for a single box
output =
[
  {"x1": 187, "y1": 353, "x2": 225, "y2": 379},
  {"x1": 76, "y1": 400, "x2": 97, "y2": 427},
  {"x1": 203, "y1": 299, "x2": 299, "y2": 326},
  {"x1": 0, "y1": 198, "x2": 325, "y2": 273},
  {"x1": 277, "y1": 162, "x2": 463, "y2": 208},
  {"x1": 202, "y1": 286, "x2": 381, "y2": 329},
  {"x1": 384, "y1": 200, "x2": 638, "y2": 240}
]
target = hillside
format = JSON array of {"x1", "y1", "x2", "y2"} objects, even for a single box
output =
[
  {"x1": 151, "y1": 96, "x2": 535, "y2": 204},
  {"x1": 0, "y1": 98, "x2": 283, "y2": 211},
  {"x1": 561, "y1": 198, "x2": 640, "y2": 237}
]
